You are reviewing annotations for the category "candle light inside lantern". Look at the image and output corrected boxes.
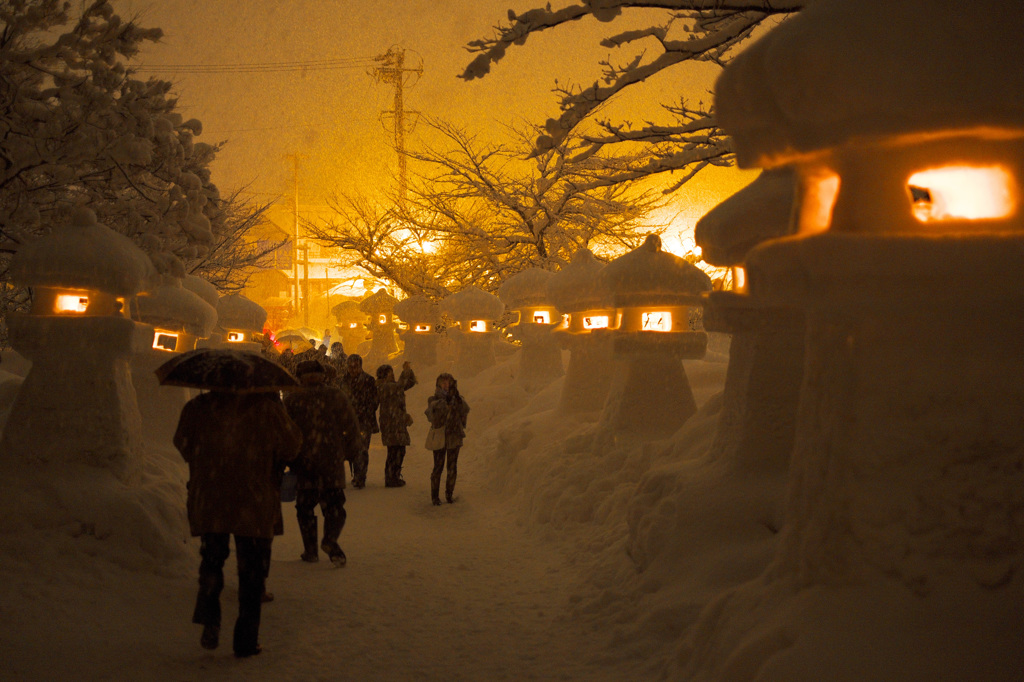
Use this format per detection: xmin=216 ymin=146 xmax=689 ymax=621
xmin=226 ymin=331 xmax=245 ymax=343
xmin=641 ymin=311 xmax=673 ymax=332
xmin=582 ymin=315 xmax=610 ymax=330
xmin=907 ymin=165 xmax=1015 ymax=222
xmin=55 ymin=294 xmax=89 ymax=314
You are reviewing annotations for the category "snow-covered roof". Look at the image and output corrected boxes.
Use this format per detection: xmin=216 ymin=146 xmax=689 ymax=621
xmin=715 ymin=0 xmax=1024 ymax=167
xmin=498 ymin=268 xmax=556 ymax=310
xmin=440 ymin=286 xmax=504 ymax=321
xmin=694 ymin=168 xmax=797 ymax=266
xmin=10 ymin=208 xmax=155 ymax=295
xmin=600 ymin=235 xmax=712 ymax=307
xmin=331 ymin=299 xmax=366 ymax=321
xmin=546 ymin=249 xmax=610 ymax=313
xmin=393 ymin=295 xmax=440 ymax=325
xmin=137 ymin=277 xmax=217 ymax=337
xmin=359 ymin=289 xmax=398 ymax=314
xmin=216 ymin=293 xmax=266 ymax=332
xmin=181 ymin=275 xmax=220 ymax=309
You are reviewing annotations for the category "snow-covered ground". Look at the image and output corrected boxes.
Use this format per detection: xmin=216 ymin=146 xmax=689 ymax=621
xmin=0 ymin=350 xmax=738 ymax=680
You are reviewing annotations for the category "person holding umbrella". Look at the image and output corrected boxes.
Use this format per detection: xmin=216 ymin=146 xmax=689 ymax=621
xmin=165 ymin=349 xmax=302 ymax=658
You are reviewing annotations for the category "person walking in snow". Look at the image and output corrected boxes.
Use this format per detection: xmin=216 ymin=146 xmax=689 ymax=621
xmin=339 ymin=353 xmax=379 ymax=488
xmin=174 ymin=390 xmax=301 ymax=658
xmin=283 ymin=360 xmax=361 ymax=566
xmin=424 ymin=372 xmax=470 ymax=505
xmin=376 ymin=361 xmax=417 ymax=487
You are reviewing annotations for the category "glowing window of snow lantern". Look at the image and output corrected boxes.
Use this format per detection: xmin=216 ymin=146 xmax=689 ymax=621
xmin=468 ymin=320 xmax=488 ymax=332
xmin=348 ymin=322 xmax=359 ymax=329
xmin=582 ymin=315 xmax=609 ymax=330
xmin=797 ymin=170 xmax=840 ymax=234
xmin=55 ymin=294 xmax=89 ymax=314
xmin=414 ymin=323 xmax=431 ymax=332
xmin=226 ymin=331 xmax=245 ymax=343
xmin=533 ymin=311 xmax=551 ymax=324
xmin=560 ymin=314 xmax=570 ymax=328
xmin=378 ymin=314 xmax=387 ymax=324
xmin=907 ymin=165 xmax=1015 ymax=222
xmin=153 ymin=331 xmax=179 ymax=352
xmin=641 ymin=311 xmax=672 ymax=332
xmin=732 ymin=266 xmax=748 ymax=294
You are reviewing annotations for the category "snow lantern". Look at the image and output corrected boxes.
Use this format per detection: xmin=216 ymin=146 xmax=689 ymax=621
xmin=439 ymin=286 xmax=504 ymax=377
xmin=694 ymin=168 xmax=804 ymax=473
xmin=0 ymin=208 xmax=156 ymax=484
xmin=209 ymin=293 xmax=267 ymax=351
xmin=690 ymin=0 xmax=1024 ymax=676
xmin=358 ymin=289 xmax=400 ymax=368
xmin=393 ymin=295 xmax=441 ymax=367
xmin=498 ymin=268 xmax=564 ymax=392
xmin=546 ymin=249 xmax=617 ymax=413
xmin=330 ymin=299 xmax=369 ymax=354
xmin=597 ymin=235 xmax=711 ymax=437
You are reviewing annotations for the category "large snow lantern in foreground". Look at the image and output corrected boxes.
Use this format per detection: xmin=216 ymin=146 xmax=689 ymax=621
xmin=440 ymin=286 xmax=504 ymax=377
xmin=208 ymin=293 xmax=267 ymax=352
xmin=0 ymin=208 xmax=155 ymax=483
xmin=330 ymin=299 xmax=369 ymax=354
xmin=547 ymin=249 xmax=616 ymax=413
xmin=133 ymin=275 xmax=218 ymax=443
xmin=597 ymin=235 xmax=711 ymax=437
xmin=358 ymin=289 xmax=400 ymax=368
xmin=694 ymin=168 xmax=804 ymax=473
xmin=498 ymin=268 xmax=564 ymax=392
xmin=688 ymin=0 xmax=1024 ymax=676
xmin=393 ymin=295 xmax=441 ymax=366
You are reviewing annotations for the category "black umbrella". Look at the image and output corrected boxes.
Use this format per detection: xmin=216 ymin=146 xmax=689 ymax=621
xmin=155 ymin=348 xmax=299 ymax=392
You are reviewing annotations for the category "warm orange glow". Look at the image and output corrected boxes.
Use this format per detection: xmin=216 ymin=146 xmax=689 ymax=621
xmin=153 ymin=331 xmax=179 ymax=352
xmin=414 ymin=323 xmax=431 ymax=332
xmin=468 ymin=320 xmax=488 ymax=332
xmin=532 ymin=311 xmax=551 ymax=324
xmin=226 ymin=331 xmax=245 ymax=343
xmin=348 ymin=322 xmax=359 ymax=329
xmin=55 ymin=294 xmax=89 ymax=314
xmin=907 ymin=165 xmax=1016 ymax=222
xmin=798 ymin=171 xmax=840 ymax=234
xmin=378 ymin=314 xmax=387 ymax=324
xmin=641 ymin=311 xmax=672 ymax=332
xmin=582 ymin=315 xmax=609 ymax=330
xmin=732 ymin=266 xmax=747 ymax=294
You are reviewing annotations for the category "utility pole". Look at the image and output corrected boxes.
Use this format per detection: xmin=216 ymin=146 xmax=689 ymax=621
xmin=369 ymin=47 xmax=422 ymax=209
xmin=283 ymin=152 xmax=307 ymax=321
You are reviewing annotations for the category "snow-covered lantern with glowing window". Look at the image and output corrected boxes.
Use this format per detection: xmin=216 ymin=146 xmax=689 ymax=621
xmin=498 ymin=268 xmax=564 ymax=392
xmin=547 ymin=249 xmax=617 ymax=413
xmin=132 ymin=275 xmax=218 ymax=442
xmin=597 ymin=235 xmax=711 ymax=438
xmin=394 ymin=295 xmax=441 ymax=367
xmin=359 ymin=288 xmax=400 ymax=368
xmin=694 ymin=168 xmax=803 ymax=472
xmin=0 ymin=208 xmax=156 ymax=484
xmin=209 ymin=293 xmax=266 ymax=352
xmin=440 ymin=285 xmax=504 ymax=377
xmin=331 ymin=299 xmax=369 ymax=354
xmin=688 ymin=0 xmax=1024 ymax=676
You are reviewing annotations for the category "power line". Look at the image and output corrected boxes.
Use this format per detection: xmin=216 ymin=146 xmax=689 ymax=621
xmin=135 ymin=56 xmax=378 ymax=74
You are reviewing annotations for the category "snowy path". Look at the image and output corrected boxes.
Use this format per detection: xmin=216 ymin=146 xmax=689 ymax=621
xmin=1 ymin=436 xmax=636 ymax=682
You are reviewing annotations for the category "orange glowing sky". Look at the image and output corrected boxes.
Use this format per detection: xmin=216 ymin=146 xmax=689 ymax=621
xmin=116 ymin=0 xmax=756 ymax=239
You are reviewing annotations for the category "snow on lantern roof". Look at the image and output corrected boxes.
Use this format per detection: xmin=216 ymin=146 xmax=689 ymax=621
xmin=393 ymin=295 xmax=440 ymax=325
xmin=498 ymin=268 xmax=556 ymax=310
xmin=715 ymin=0 xmax=1024 ymax=168
xmin=10 ymin=207 xmax=155 ymax=295
xmin=331 ymin=299 xmax=366 ymax=321
xmin=601 ymin=235 xmax=712 ymax=307
xmin=694 ymin=168 xmax=797 ymax=266
xmin=440 ymin=286 xmax=504 ymax=321
xmin=216 ymin=293 xmax=266 ymax=332
xmin=546 ymin=249 xmax=610 ymax=313
xmin=137 ymin=276 xmax=217 ymax=337
xmin=182 ymin=274 xmax=220 ymax=309
xmin=359 ymin=289 xmax=399 ymax=315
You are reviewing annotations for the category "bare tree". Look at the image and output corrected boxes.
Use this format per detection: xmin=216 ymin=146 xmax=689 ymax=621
xmin=461 ymin=1 xmax=804 ymax=191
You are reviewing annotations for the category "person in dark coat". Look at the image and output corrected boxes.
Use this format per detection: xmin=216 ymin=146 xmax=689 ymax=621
xmin=424 ymin=372 xmax=470 ymax=505
xmin=338 ymin=353 xmax=379 ymax=489
xmin=376 ymin=361 xmax=417 ymax=487
xmin=283 ymin=360 xmax=361 ymax=566
xmin=174 ymin=390 xmax=301 ymax=658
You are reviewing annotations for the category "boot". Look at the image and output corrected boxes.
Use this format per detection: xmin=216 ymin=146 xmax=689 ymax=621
xmin=298 ymin=515 xmax=319 ymax=562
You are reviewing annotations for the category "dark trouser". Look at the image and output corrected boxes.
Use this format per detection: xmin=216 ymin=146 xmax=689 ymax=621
xmin=430 ymin=446 xmax=460 ymax=501
xmin=192 ymin=533 xmax=272 ymax=656
xmin=350 ymin=430 xmax=371 ymax=486
xmin=385 ymin=445 xmax=406 ymax=484
xmin=295 ymin=487 xmax=347 ymax=555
